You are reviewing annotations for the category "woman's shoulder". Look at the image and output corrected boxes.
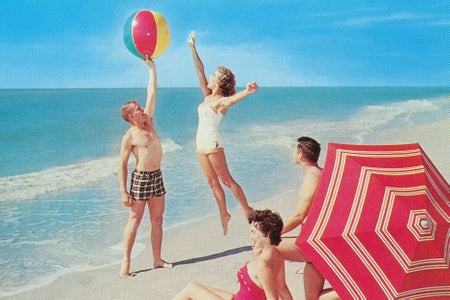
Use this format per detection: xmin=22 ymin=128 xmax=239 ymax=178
xmin=257 ymin=247 xmax=281 ymax=266
xmin=250 ymin=250 xmax=284 ymax=280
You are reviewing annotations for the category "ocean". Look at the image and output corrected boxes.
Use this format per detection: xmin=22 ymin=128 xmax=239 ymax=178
xmin=0 ymin=87 xmax=448 ymax=297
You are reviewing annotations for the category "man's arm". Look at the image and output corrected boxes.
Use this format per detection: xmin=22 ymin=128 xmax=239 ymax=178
xmin=144 ymin=59 xmax=157 ymax=117
xmin=282 ymin=172 xmax=320 ymax=234
xmin=118 ymin=132 xmax=134 ymax=207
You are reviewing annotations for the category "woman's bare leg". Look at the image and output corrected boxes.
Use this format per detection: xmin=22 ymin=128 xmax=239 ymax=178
xmin=197 ymin=152 xmax=231 ymax=235
xmin=172 ymin=282 xmax=234 ymax=300
xmin=207 ymin=149 xmax=254 ymax=218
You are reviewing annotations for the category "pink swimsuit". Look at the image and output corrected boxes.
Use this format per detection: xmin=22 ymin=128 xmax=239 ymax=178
xmin=233 ymin=265 xmax=266 ymax=300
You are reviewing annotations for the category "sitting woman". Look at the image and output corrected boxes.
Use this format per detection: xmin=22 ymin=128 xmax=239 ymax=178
xmin=172 ymin=209 xmax=293 ymax=300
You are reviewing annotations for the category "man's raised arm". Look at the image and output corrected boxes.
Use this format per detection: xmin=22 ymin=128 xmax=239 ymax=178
xmin=144 ymin=59 xmax=157 ymax=117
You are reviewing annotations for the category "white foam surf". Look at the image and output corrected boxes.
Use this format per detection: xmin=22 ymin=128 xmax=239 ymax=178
xmin=0 ymin=138 xmax=182 ymax=202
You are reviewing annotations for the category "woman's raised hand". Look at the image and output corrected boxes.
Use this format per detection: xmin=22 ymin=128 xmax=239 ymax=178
xmin=188 ymin=31 xmax=196 ymax=47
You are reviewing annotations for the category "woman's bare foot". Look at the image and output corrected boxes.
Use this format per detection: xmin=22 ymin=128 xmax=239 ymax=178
xmin=120 ymin=258 xmax=130 ymax=278
xmin=221 ymin=213 xmax=232 ymax=235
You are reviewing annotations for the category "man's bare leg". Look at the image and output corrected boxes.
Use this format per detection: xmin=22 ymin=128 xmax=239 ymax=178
xmin=304 ymin=262 xmax=325 ymax=300
xmin=148 ymin=195 xmax=172 ymax=268
xmin=277 ymin=237 xmax=309 ymax=262
xmin=120 ymin=201 xmax=146 ymax=277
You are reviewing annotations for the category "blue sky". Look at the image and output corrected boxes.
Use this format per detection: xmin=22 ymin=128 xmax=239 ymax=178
xmin=0 ymin=0 xmax=448 ymax=88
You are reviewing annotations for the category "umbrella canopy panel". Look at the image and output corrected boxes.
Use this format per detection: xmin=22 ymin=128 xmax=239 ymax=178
xmin=297 ymin=143 xmax=450 ymax=300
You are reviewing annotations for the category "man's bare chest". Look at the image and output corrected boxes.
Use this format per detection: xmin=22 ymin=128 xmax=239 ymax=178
xmin=133 ymin=129 xmax=160 ymax=148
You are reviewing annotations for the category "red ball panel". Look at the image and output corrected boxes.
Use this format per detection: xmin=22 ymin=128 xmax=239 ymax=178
xmin=132 ymin=10 xmax=158 ymax=59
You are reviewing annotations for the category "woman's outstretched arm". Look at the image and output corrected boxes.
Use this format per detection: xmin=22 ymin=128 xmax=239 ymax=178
xmin=188 ymin=31 xmax=210 ymax=96
xmin=217 ymin=81 xmax=258 ymax=115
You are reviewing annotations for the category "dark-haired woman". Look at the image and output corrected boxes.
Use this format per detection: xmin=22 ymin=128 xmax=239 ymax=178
xmin=173 ymin=209 xmax=293 ymax=300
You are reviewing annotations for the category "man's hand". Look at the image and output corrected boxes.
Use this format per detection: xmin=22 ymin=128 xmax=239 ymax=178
xmin=121 ymin=192 xmax=135 ymax=207
xmin=143 ymin=57 xmax=155 ymax=67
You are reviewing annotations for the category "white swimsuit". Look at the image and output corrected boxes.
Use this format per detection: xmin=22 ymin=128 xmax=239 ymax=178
xmin=196 ymin=104 xmax=224 ymax=152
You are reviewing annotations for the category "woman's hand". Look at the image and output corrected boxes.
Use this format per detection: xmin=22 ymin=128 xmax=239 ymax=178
xmin=188 ymin=31 xmax=196 ymax=47
xmin=246 ymin=82 xmax=259 ymax=95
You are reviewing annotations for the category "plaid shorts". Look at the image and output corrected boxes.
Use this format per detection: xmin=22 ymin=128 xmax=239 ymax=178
xmin=130 ymin=169 xmax=166 ymax=201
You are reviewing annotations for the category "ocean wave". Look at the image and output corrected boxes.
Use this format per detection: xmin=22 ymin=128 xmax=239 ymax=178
xmin=0 ymin=138 xmax=182 ymax=202
xmin=12 ymin=239 xmax=61 ymax=246
xmin=161 ymin=137 xmax=183 ymax=153
xmin=239 ymin=98 xmax=441 ymax=148
xmin=0 ymin=156 xmax=119 ymax=202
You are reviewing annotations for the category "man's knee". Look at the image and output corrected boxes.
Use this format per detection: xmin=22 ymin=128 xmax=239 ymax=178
xmin=150 ymin=214 xmax=164 ymax=226
xmin=128 ymin=213 xmax=143 ymax=225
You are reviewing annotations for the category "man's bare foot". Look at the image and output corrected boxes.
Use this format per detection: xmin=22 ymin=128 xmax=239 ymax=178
xmin=120 ymin=258 xmax=130 ymax=278
xmin=221 ymin=213 xmax=232 ymax=235
xmin=154 ymin=260 xmax=173 ymax=269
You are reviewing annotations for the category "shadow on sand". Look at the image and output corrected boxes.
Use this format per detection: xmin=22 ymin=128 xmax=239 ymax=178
xmin=131 ymin=245 xmax=252 ymax=276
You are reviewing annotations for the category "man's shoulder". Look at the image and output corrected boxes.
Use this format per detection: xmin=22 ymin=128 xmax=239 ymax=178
xmin=305 ymin=166 xmax=322 ymax=178
xmin=121 ymin=128 xmax=134 ymax=141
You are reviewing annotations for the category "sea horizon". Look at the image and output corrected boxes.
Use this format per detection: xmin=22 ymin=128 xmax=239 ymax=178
xmin=1 ymin=85 xmax=448 ymax=90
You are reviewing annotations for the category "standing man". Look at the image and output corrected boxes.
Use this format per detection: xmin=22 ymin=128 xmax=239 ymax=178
xmin=118 ymin=59 xmax=172 ymax=277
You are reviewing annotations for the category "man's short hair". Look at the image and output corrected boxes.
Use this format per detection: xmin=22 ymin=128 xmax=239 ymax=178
xmin=120 ymin=99 xmax=138 ymax=122
xmin=297 ymin=136 xmax=321 ymax=163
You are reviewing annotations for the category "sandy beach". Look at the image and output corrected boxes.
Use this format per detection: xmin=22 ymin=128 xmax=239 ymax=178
xmin=5 ymin=118 xmax=448 ymax=300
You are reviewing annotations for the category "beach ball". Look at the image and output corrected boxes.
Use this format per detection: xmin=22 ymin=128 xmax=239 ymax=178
xmin=123 ymin=10 xmax=170 ymax=59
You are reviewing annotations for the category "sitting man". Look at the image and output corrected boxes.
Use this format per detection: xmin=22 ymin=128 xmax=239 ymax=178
xmin=278 ymin=136 xmax=339 ymax=299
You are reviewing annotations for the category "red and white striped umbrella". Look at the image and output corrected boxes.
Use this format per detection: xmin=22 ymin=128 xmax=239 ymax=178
xmin=296 ymin=143 xmax=450 ymax=299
